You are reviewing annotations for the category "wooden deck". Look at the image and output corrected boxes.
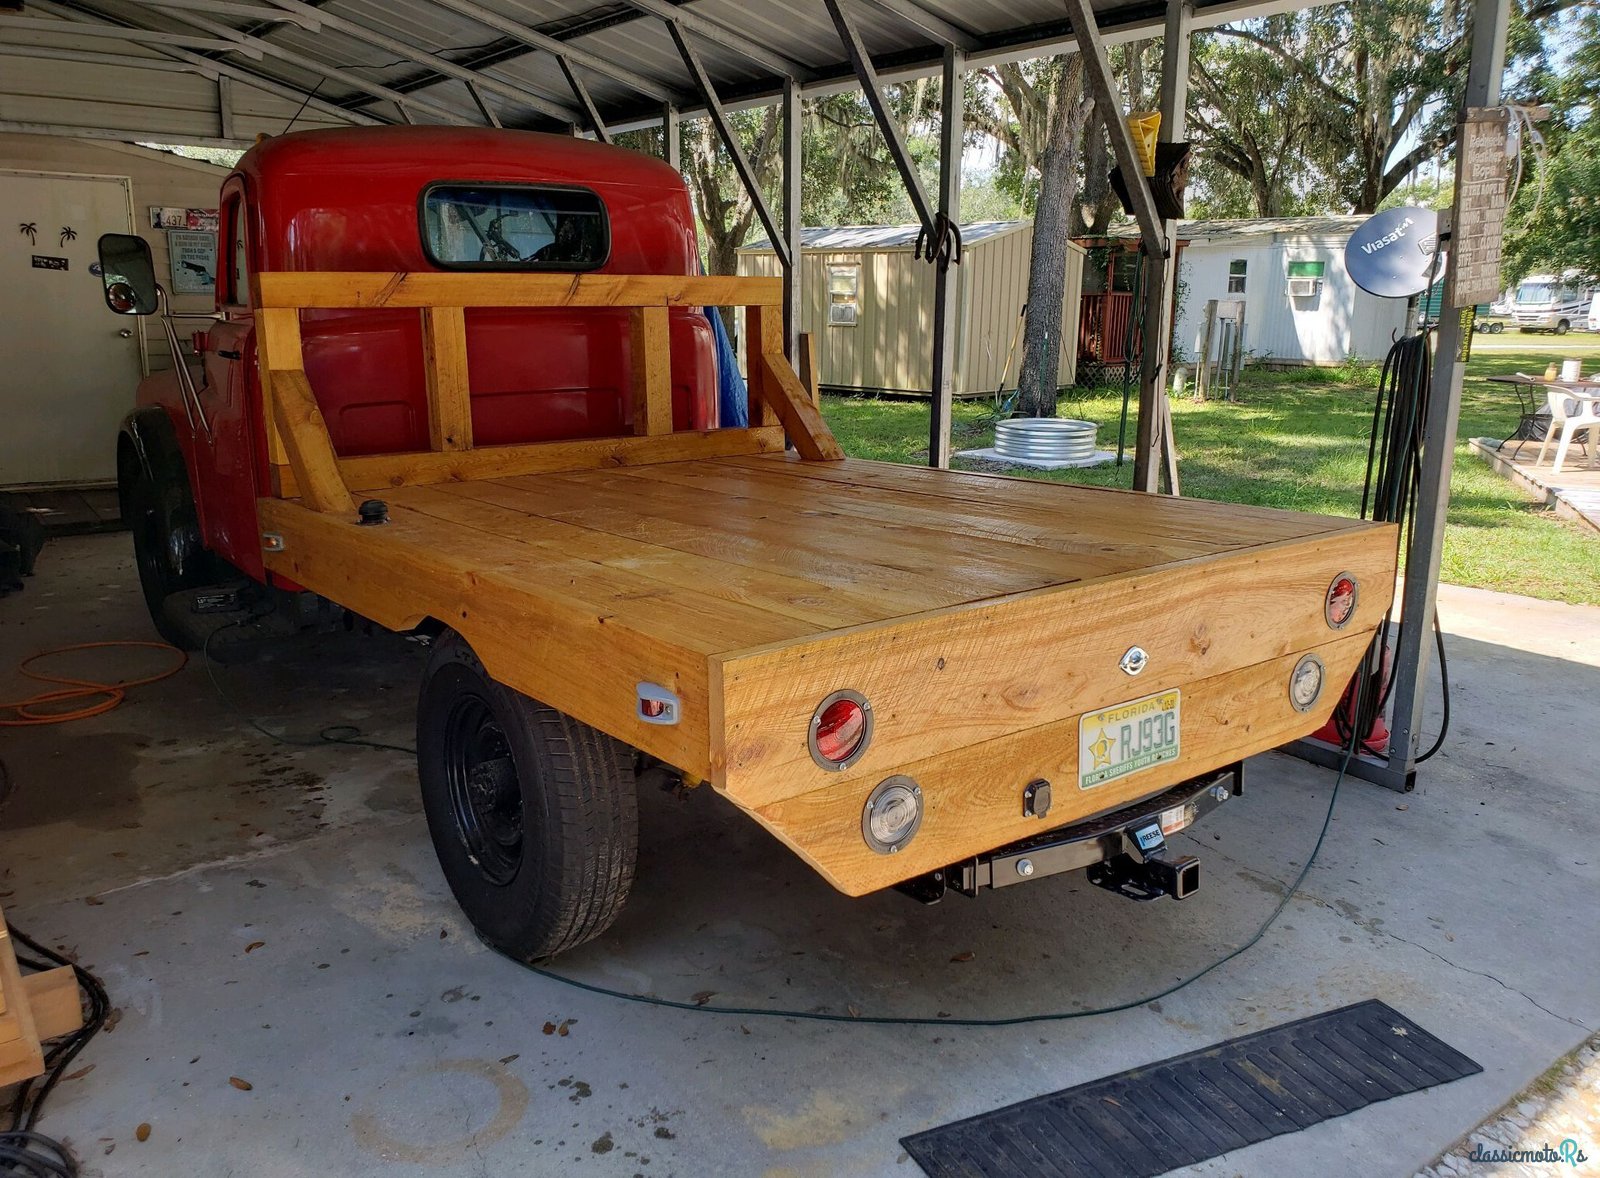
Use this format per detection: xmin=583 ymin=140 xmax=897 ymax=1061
xmin=258 ymin=453 xmax=1396 ymax=894
xmin=1471 ymin=436 xmax=1600 ymax=535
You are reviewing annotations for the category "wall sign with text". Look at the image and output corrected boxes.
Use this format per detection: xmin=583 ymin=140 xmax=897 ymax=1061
xmin=167 ymin=229 xmax=217 ymax=294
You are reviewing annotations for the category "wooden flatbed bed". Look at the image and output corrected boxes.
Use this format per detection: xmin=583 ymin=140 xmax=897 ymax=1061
xmin=258 ymin=398 xmax=1394 ymax=894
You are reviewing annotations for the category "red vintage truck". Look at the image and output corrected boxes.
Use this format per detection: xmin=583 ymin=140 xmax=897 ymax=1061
xmin=98 ymin=127 xmax=1395 ymax=960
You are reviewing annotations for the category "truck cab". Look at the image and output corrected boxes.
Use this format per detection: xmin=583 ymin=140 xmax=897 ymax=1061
xmin=118 ymin=127 xmax=719 ymax=603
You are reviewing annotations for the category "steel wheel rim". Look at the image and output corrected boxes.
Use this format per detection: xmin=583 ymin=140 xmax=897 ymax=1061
xmin=442 ymin=693 xmax=523 ymax=886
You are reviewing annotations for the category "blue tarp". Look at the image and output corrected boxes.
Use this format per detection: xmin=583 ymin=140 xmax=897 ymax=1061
xmin=709 ymin=306 xmax=748 ymax=428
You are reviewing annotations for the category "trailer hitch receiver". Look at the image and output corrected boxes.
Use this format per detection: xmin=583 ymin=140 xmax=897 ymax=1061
xmin=1087 ymin=822 xmax=1200 ymax=901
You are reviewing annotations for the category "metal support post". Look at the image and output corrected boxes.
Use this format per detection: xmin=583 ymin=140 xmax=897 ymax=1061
xmin=663 ymin=104 xmax=681 ymax=170
xmin=558 ymin=56 xmax=611 ymax=143
xmin=823 ymin=0 xmax=937 ymax=236
xmin=782 ymin=76 xmax=804 ymax=361
xmin=1381 ymin=0 xmax=1511 ymax=791
xmin=1134 ymin=0 xmax=1191 ymax=494
xmin=929 ymin=44 xmax=965 ymax=468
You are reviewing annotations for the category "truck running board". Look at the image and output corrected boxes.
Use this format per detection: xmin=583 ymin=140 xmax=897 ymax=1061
xmin=893 ymin=764 xmax=1241 ymax=905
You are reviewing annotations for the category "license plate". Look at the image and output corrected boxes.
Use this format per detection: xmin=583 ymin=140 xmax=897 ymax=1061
xmin=1079 ymin=689 xmax=1181 ymax=790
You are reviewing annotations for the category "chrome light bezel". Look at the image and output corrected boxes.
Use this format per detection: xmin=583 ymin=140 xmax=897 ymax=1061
xmin=807 ymin=689 xmax=874 ymax=772
xmin=861 ymin=774 xmax=924 ymax=855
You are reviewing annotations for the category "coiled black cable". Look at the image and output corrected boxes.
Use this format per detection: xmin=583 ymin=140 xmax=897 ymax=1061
xmin=1336 ymin=329 xmax=1450 ymax=762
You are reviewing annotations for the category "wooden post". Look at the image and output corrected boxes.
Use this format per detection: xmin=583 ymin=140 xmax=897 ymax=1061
xmin=257 ymin=307 xmax=355 ymax=515
xmin=744 ymin=305 xmax=779 ymax=428
xmin=1195 ymin=300 xmax=1216 ymax=402
xmin=798 ymin=332 xmax=821 ymax=410
xmin=755 ymin=308 xmax=844 ymax=462
xmin=630 ymin=305 xmax=673 ymax=435
xmin=422 ymin=305 xmax=472 ymax=451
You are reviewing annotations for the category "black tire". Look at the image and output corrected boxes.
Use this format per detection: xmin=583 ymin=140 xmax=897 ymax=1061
xmin=122 ymin=445 xmax=212 ymax=650
xmin=1555 ymin=319 xmax=1571 ymax=335
xmin=1490 ymin=322 xmax=1504 ymax=333
xmin=416 ymin=632 xmax=638 ymax=960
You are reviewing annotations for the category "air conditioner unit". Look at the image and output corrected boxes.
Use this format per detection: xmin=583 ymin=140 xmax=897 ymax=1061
xmin=1288 ymin=277 xmax=1321 ymax=298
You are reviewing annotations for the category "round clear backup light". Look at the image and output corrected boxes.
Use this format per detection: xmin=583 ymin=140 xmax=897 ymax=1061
xmin=808 ymin=689 xmax=873 ymax=771
xmin=1289 ymin=653 xmax=1327 ymax=713
xmin=1325 ymin=572 xmax=1359 ymax=629
xmin=861 ymin=775 xmax=923 ymax=855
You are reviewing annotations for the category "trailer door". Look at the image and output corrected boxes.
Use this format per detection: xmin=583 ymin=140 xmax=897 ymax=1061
xmin=0 ymin=170 xmax=143 ymax=487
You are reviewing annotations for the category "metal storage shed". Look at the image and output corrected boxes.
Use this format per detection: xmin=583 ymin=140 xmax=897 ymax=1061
xmin=738 ymin=221 xmax=1085 ymax=397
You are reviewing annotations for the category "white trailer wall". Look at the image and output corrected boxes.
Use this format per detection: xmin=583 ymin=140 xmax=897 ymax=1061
xmin=1172 ymin=219 xmax=1411 ymax=366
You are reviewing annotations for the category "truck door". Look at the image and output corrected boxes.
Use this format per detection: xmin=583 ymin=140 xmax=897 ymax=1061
xmin=188 ymin=184 xmax=262 ymax=574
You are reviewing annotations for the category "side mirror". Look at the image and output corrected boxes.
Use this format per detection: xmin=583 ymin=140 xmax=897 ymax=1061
xmin=97 ymin=233 xmax=159 ymax=316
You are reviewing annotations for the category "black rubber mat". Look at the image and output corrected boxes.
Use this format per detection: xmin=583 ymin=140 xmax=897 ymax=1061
xmin=901 ymin=999 xmax=1481 ymax=1178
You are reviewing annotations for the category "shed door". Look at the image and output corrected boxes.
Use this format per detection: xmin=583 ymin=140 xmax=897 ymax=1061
xmin=0 ymin=171 xmax=142 ymax=487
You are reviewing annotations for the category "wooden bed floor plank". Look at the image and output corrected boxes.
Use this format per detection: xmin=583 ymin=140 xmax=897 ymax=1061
xmin=392 ymin=484 xmax=903 ymax=630
xmin=616 ymin=459 xmax=1226 ymax=573
xmin=457 ymin=482 xmax=986 ymax=617
xmin=490 ymin=471 xmax=1070 ymax=604
xmin=508 ymin=468 xmax=1088 ymax=597
xmin=371 ymin=501 xmax=814 ymax=653
xmin=720 ymin=453 xmax=1366 ymax=545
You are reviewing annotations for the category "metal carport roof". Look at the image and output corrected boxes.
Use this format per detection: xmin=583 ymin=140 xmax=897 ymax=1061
xmin=0 ymin=0 xmax=1306 ymax=147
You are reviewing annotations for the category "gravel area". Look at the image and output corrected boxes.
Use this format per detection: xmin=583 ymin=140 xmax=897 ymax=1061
xmin=1419 ymin=1034 xmax=1600 ymax=1176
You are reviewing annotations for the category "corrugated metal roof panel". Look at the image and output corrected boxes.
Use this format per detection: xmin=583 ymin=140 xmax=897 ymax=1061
xmin=2 ymin=0 xmax=1338 ymax=142
xmin=1102 ymin=216 xmax=1371 ymax=241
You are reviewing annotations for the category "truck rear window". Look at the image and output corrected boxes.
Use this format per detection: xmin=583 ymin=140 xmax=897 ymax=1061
xmin=421 ymin=184 xmax=608 ymax=270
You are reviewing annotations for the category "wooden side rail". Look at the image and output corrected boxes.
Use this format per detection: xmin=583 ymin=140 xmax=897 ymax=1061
xmin=254 ymin=272 xmax=784 ymax=310
xmin=252 ymin=272 xmax=839 ymax=513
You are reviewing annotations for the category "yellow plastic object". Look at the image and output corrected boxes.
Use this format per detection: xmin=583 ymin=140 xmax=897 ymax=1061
xmin=1127 ymin=111 xmax=1161 ymax=176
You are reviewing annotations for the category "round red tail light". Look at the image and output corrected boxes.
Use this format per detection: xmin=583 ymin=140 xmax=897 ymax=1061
xmin=1325 ymin=572 xmax=1359 ymax=629
xmin=808 ymin=690 xmax=873 ymax=770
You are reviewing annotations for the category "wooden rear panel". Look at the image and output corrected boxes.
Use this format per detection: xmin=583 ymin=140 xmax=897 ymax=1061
xmin=711 ymin=524 xmax=1397 ymax=806
xmin=750 ymin=632 xmax=1376 ymax=895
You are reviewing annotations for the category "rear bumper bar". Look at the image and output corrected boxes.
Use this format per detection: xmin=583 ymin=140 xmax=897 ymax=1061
xmin=895 ymin=763 xmax=1243 ymax=903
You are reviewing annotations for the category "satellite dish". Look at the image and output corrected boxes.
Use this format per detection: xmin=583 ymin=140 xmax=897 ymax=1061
xmin=1345 ymin=207 xmax=1446 ymax=298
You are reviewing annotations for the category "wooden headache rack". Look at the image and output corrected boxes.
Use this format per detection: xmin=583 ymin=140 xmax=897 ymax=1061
xmin=250 ymin=272 xmax=843 ymax=513
xmin=0 ymin=906 xmax=83 ymax=1088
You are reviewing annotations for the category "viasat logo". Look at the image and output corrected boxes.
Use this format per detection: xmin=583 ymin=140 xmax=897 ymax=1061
xmin=1360 ymin=216 xmax=1415 ymax=254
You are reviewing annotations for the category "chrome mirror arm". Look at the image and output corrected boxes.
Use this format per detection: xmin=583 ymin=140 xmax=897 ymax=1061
xmin=155 ymin=284 xmax=210 ymax=436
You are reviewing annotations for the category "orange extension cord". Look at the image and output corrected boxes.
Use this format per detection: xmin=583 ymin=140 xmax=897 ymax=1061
xmin=0 ymin=641 xmax=187 ymax=726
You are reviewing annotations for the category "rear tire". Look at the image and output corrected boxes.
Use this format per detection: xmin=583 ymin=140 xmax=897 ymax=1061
xmin=416 ymin=631 xmax=638 ymax=960
xmin=124 ymin=451 xmax=212 ymax=650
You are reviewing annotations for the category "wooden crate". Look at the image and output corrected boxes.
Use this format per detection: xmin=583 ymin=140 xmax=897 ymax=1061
xmin=0 ymin=908 xmax=83 ymax=1089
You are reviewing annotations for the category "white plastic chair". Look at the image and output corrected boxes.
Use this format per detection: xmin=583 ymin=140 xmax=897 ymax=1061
xmin=1536 ymin=382 xmax=1600 ymax=474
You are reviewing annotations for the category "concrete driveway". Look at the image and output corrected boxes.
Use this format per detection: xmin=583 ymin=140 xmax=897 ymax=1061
xmin=2 ymin=534 xmax=1596 ymax=1177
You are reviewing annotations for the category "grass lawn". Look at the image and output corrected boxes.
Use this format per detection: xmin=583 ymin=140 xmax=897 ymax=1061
xmin=820 ymin=336 xmax=1600 ymax=605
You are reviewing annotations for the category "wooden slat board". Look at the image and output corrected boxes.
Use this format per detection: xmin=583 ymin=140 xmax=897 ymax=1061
xmin=711 ymin=524 xmax=1397 ymax=804
xmin=0 ymin=918 xmax=45 ymax=1088
xmin=273 ymin=427 xmax=788 ymax=498
xmin=257 ymin=452 xmax=1398 ymax=893
xmin=755 ymin=634 xmax=1377 ymax=895
xmin=255 ymin=272 xmax=783 ymax=310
